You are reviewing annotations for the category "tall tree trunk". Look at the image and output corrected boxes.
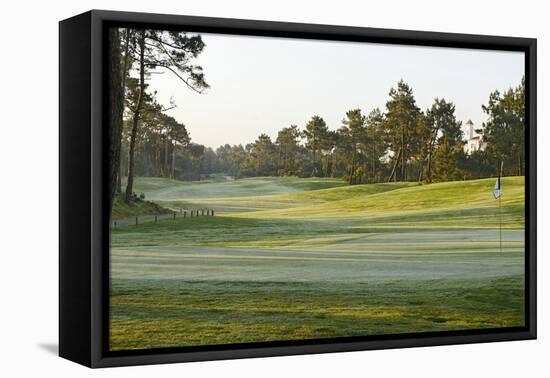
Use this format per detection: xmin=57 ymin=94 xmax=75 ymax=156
xmin=331 ymin=151 xmax=336 ymax=178
xmin=348 ymin=153 xmax=355 ymax=185
xmin=171 ymin=141 xmax=176 ymax=179
xmin=113 ymin=30 xmax=131 ymax=197
xmin=156 ymin=149 xmax=161 ymax=176
xmin=125 ymin=31 xmax=146 ymax=203
xmin=312 ymin=139 xmax=317 ymax=177
xmin=426 ymin=148 xmax=433 ymax=183
xmin=108 ymin=29 xmax=124 ymax=212
xmin=388 ymin=146 xmax=402 ymax=182
xmin=401 ymin=124 xmax=407 ymax=181
xmin=426 ymin=127 xmax=439 ymax=183
xmin=116 ymin=163 xmax=122 ymax=194
xmin=121 ymin=29 xmax=131 ymax=93
xmin=372 ymin=145 xmax=376 ymax=182
xmin=115 ymin=29 xmax=131 ymax=197
xmin=164 ymin=136 xmax=169 ymax=177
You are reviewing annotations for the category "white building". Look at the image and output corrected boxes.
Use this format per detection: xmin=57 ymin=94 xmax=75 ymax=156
xmin=463 ymin=119 xmax=486 ymax=155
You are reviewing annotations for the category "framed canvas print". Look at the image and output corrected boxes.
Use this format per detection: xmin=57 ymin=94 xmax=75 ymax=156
xmin=59 ymin=10 xmax=536 ymax=368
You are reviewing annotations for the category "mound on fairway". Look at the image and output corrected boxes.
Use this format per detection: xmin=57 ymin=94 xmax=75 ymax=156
xmin=111 ymin=195 xmax=171 ymax=220
xmin=111 ymin=177 xmax=524 ymax=249
xmin=231 ymin=177 xmax=524 ymax=228
xmin=129 ymin=176 xmax=348 ymax=201
xmin=157 ymin=180 xmax=419 ymax=214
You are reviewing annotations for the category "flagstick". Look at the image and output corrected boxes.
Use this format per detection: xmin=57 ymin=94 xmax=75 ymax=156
xmin=499 ymin=194 xmax=502 ymax=256
xmin=499 ymin=161 xmax=503 ymax=256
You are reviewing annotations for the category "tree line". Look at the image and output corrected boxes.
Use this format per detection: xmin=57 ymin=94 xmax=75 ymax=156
xmin=108 ymin=27 xmax=208 ymax=209
xmin=108 ymin=28 xmax=526 ymax=210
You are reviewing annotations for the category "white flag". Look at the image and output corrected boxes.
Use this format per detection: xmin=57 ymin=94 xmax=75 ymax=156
xmin=493 ymin=176 xmax=502 ymax=199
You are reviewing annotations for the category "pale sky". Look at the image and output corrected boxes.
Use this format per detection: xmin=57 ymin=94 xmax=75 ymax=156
xmin=148 ymin=33 xmax=524 ymax=149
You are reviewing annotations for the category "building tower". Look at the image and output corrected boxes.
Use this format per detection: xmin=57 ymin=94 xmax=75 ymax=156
xmin=462 ymin=119 xmax=486 ymax=155
xmin=463 ymin=119 xmax=475 ymax=140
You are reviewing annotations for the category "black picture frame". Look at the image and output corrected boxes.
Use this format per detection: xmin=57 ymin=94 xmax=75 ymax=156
xmin=59 ymin=9 xmax=537 ymax=368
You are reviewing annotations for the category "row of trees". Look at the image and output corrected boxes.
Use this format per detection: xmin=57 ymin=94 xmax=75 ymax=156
xmin=109 ymin=28 xmax=526 ymax=209
xmin=177 ymin=79 xmax=523 ymax=185
xmin=109 ymin=28 xmax=208 ymax=209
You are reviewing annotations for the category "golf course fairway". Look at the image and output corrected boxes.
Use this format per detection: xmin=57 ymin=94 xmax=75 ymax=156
xmin=109 ymin=176 xmax=525 ymax=350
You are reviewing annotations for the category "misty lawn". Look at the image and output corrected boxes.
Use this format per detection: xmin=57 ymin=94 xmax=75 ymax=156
xmin=110 ymin=176 xmax=525 ymax=350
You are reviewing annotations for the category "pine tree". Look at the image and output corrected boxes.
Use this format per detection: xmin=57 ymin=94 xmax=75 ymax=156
xmin=426 ymin=98 xmax=463 ymax=182
xmin=482 ymin=78 xmax=525 ymax=176
xmin=123 ymin=28 xmax=209 ymax=203
xmin=384 ymin=80 xmax=422 ymax=182
xmin=341 ymin=109 xmax=366 ymax=184
xmin=108 ymin=28 xmax=124 ymax=212
xmin=304 ymin=116 xmax=329 ymax=177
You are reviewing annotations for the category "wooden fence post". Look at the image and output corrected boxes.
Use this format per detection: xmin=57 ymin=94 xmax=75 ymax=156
xmin=135 ymin=216 xmax=138 ymax=225
xmin=212 ymin=210 xmax=215 ymax=216
xmin=184 ymin=211 xmax=187 ymax=218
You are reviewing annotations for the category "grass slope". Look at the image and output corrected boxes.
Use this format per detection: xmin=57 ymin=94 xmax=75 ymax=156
xmin=111 ymin=177 xmax=524 ymax=249
xmin=110 ymin=195 xmax=171 ymax=220
xmin=130 ymin=176 xmax=347 ymax=201
xmin=231 ymin=177 xmax=525 ymax=227
xmin=159 ymin=181 xmax=418 ymax=214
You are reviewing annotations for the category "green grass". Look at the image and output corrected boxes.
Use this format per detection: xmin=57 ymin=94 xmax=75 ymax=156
xmin=112 ymin=177 xmax=524 ymax=248
xmin=111 ymin=276 xmax=524 ymax=350
xmin=111 ymin=195 xmax=172 ymax=220
xmin=158 ymin=181 xmax=419 ymax=213
xmin=110 ymin=176 xmax=526 ymax=351
xmin=129 ymin=176 xmax=347 ymax=202
xmin=230 ymin=177 xmax=524 ymax=221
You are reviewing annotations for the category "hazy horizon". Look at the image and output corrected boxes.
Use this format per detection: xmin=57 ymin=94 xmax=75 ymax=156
xmin=147 ymin=32 xmax=524 ymax=149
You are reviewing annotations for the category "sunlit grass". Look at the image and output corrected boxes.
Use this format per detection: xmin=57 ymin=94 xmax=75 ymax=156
xmin=110 ymin=276 xmax=524 ymax=350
